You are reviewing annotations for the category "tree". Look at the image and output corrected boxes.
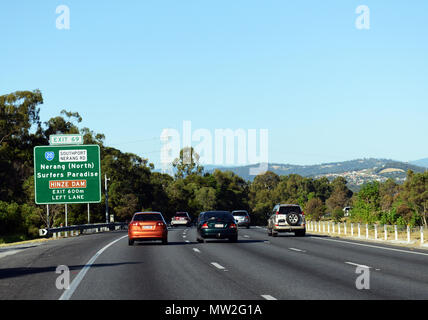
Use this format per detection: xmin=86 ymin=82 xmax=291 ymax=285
xmin=350 ymin=181 xmax=380 ymax=223
xmin=326 ymin=177 xmax=353 ymax=214
xmin=379 ymin=178 xmax=399 ymax=214
xmin=0 ymin=90 xmax=43 ymax=145
xmin=249 ymin=171 xmax=279 ymax=224
xmin=172 ymin=147 xmax=203 ymax=179
xmin=399 ymin=170 xmax=428 ymax=226
xmin=195 ymin=187 xmax=216 ymax=211
xmin=305 ymin=198 xmax=325 ymax=221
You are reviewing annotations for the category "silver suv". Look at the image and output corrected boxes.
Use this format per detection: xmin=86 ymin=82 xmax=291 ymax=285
xmin=267 ymin=204 xmax=306 ymax=237
xmin=232 ymin=210 xmax=251 ymax=229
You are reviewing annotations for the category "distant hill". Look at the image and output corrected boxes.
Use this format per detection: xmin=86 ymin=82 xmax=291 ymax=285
xmin=410 ymin=158 xmax=428 ymax=168
xmin=205 ymin=158 xmax=426 ymax=192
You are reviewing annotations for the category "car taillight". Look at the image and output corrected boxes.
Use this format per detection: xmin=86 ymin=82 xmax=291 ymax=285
xmin=157 ymin=222 xmax=164 ymax=226
xmin=175 ymin=217 xmax=179 ymax=220
xmin=276 ymin=211 xmax=279 ymax=215
xmin=230 ymin=223 xmax=237 ymax=229
xmin=130 ymin=222 xmax=139 ymax=227
xmin=201 ymin=223 xmax=208 ymax=229
xmin=301 ymin=211 xmax=305 ymax=216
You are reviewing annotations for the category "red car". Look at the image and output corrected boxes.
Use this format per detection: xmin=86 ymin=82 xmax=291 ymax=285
xmin=128 ymin=212 xmax=168 ymax=245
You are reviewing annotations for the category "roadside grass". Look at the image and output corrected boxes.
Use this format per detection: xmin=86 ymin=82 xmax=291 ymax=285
xmin=0 ymin=234 xmax=50 ymax=247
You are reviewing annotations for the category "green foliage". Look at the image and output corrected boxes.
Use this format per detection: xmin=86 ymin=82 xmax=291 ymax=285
xmin=172 ymin=147 xmax=203 ymax=179
xmin=1 ymin=89 xmax=427 ymax=243
xmin=305 ymin=198 xmax=325 ymax=221
xmin=331 ymin=208 xmax=344 ymax=223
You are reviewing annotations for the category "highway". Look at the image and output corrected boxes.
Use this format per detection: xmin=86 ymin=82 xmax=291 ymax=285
xmin=1 ymin=226 xmax=428 ymax=300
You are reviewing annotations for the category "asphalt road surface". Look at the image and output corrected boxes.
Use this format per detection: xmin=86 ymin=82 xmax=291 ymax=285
xmin=1 ymin=226 xmax=428 ymax=300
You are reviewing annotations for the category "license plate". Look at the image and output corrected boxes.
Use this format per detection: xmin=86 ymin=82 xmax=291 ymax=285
xmin=143 ymin=226 xmax=152 ymax=229
xmin=214 ymin=224 xmax=224 ymax=228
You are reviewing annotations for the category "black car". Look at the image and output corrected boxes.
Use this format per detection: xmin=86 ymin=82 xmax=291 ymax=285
xmin=196 ymin=211 xmax=238 ymax=243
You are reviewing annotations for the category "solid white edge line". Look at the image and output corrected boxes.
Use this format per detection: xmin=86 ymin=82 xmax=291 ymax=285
xmin=59 ymin=235 xmax=128 ymax=300
xmin=261 ymin=295 xmax=277 ymax=300
xmin=309 ymin=236 xmax=428 ymax=257
xmin=193 ymin=248 xmax=201 ymax=253
xmin=211 ymin=262 xmax=225 ymax=270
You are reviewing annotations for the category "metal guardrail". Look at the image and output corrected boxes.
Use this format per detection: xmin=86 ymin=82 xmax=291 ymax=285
xmin=39 ymin=222 xmax=128 ymax=237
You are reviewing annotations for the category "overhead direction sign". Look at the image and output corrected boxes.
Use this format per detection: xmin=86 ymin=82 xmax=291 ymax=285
xmin=49 ymin=134 xmax=83 ymax=145
xmin=34 ymin=145 xmax=101 ymax=204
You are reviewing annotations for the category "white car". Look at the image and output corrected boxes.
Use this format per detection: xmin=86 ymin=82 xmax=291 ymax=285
xmin=171 ymin=212 xmax=192 ymax=227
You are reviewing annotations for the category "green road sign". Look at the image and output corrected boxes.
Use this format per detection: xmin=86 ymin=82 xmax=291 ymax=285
xmin=34 ymin=145 xmax=101 ymax=204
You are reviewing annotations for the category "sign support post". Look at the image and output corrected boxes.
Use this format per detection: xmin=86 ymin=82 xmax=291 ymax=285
xmin=105 ymin=174 xmax=110 ymax=224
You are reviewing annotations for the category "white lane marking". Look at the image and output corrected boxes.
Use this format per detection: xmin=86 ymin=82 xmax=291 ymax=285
xmin=193 ymin=248 xmax=201 ymax=253
xmin=310 ymin=236 xmax=428 ymax=257
xmin=0 ymin=249 xmax=22 ymax=259
xmin=289 ymin=248 xmax=305 ymax=252
xmin=261 ymin=295 xmax=277 ymax=300
xmin=345 ymin=261 xmax=371 ymax=269
xmin=243 ymin=235 xmax=250 ymax=238
xmin=211 ymin=262 xmax=226 ymax=270
xmin=0 ymin=243 xmax=43 ymax=260
xmin=183 ymin=235 xmax=187 ymax=238
xmin=185 ymin=240 xmax=190 ymax=243
xmin=59 ymin=235 xmax=128 ymax=300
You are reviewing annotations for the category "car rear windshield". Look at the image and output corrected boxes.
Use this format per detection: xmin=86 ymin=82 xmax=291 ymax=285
xmin=204 ymin=212 xmax=233 ymax=221
xmin=233 ymin=211 xmax=248 ymax=216
xmin=175 ymin=213 xmax=188 ymax=217
xmin=279 ymin=206 xmax=302 ymax=215
xmin=133 ymin=214 xmax=163 ymax=221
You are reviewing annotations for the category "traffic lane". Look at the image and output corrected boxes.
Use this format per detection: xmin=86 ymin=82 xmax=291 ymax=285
xmin=243 ymin=227 xmax=428 ymax=286
xmin=239 ymin=227 xmax=428 ymax=299
xmin=0 ymin=230 xmax=128 ymax=300
xmin=70 ymin=226 xmax=262 ymax=300
xmin=189 ymin=229 xmax=383 ymax=299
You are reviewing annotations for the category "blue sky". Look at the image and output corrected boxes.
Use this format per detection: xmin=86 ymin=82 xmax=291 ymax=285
xmin=1 ymin=1 xmax=427 ymax=168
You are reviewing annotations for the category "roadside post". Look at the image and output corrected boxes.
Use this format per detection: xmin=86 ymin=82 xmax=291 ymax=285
xmin=47 ymin=204 xmax=50 ymax=228
xmin=105 ymin=174 xmax=110 ymax=224
xmin=65 ymin=204 xmax=68 ymax=237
